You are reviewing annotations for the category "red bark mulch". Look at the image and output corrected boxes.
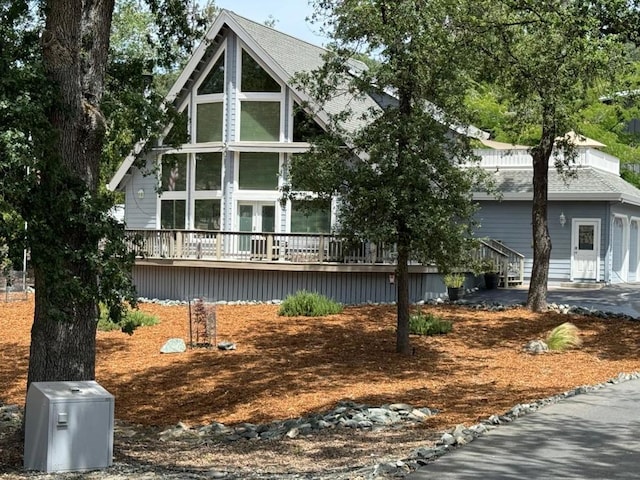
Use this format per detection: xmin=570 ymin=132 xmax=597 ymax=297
xmin=2 ymin=298 xmax=640 ymax=431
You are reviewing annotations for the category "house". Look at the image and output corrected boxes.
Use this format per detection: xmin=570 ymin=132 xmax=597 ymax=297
xmin=109 ymin=10 xmax=640 ymax=303
xmin=474 ymin=135 xmax=640 ymax=285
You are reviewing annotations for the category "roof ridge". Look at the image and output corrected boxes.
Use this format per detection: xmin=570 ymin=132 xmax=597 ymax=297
xmin=223 ymin=9 xmax=328 ymax=51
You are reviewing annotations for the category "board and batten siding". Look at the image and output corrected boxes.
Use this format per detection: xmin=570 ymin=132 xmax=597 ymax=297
xmin=475 ymin=200 xmax=609 ymax=283
xmin=132 ymin=265 xmax=452 ymax=304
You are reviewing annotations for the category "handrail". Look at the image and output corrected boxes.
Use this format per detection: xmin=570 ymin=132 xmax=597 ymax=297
xmin=124 ymin=229 xmax=398 ymax=265
xmin=124 ymin=230 xmax=525 ymax=286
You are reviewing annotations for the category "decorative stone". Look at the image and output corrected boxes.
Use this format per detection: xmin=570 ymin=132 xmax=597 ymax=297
xmin=160 ymin=338 xmax=186 ymax=354
xmin=217 ymin=341 xmax=236 ymax=350
xmin=524 ymin=339 xmax=549 ymax=354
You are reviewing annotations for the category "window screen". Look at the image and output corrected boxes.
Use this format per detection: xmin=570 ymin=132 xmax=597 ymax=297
xmin=194 ymin=199 xmax=221 ymax=230
xmin=161 ymin=154 xmax=187 ymax=191
xmin=240 ymin=102 xmax=280 ymax=141
xmin=291 ymin=200 xmax=331 ymax=233
xmin=196 ymin=102 xmax=223 ymax=143
xmin=160 ymin=200 xmax=186 ymax=229
xmin=195 ymin=152 xmax=222 ymax=190
xmin=238 ymin=152 xmax=279 ymax=190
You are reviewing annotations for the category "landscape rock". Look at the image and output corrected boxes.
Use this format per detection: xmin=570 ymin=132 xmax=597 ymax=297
xmin=524 ymin=339 xmax=549 ymax=354
xmin=160 ymin=338 xmax=186 ymax=354
xmin=217 ymin=341 xmax=236 ymax=350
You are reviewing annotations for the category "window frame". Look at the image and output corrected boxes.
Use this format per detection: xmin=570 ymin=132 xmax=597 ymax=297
xmin=236 ymin=44 xmax=285 ymax=142
xmin=192 ymin=43 xmax=227 ymax=145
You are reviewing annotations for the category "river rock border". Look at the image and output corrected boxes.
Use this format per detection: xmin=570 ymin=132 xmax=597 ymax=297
xmin=158 ymin=401 xmax=437 ymax=443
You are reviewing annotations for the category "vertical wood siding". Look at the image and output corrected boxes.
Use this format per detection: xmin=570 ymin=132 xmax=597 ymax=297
xmin=132 ymin=265 xmax=448 ymax=304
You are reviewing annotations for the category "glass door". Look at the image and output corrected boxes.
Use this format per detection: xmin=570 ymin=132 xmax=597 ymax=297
xmin=237 ymin=202 xmax=276 ymax=254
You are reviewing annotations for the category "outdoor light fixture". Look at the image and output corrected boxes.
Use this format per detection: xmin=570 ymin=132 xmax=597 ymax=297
xmin=137 ymin=188 xmax=145 ymax=199
xmin=559 ymin=212 xmax=566 ymax=227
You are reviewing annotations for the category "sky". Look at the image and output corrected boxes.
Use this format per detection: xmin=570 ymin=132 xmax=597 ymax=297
xmin=212 ymin=0 xmax=328 ymax=47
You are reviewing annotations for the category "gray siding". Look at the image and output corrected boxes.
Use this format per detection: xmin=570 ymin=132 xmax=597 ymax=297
xmin=124 ymin=160 xmax=158 ymax=229
xmin=132 ymin=265 xmax=454 ymax=304
xmin=475 ymin=200 xmax=609 ymax=282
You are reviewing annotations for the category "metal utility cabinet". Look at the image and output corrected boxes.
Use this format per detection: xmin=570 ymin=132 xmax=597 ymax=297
xmin=24 ymin=381 xmax=114 ymax=473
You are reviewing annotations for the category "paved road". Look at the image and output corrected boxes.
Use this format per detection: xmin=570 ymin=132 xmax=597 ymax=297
xmin=463 ymin=283 xmax=640 ymax=319
xmin=407 ymin=284 xmax=640 ymax=479
xmin=406 ymin=378 xmax=640 ymax=479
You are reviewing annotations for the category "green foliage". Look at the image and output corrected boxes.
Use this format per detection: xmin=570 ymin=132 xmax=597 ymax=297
xmin=443 ymin=273 xmax=465 ymax=288
xmin=98 ymin=304 xmax=159 ymax=335
xmin=409 ymin=310 xmax=453 ymax=336
xmin=278 ymin=290 xmax=343 ymax=317
xmin=546 ymin=322 xmax=582 ymax=351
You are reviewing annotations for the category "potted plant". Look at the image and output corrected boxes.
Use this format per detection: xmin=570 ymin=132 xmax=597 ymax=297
xmin=443 ymin=273 xmax=465 ymax=301
xmin=481 ymin=259 xmax=499 ymax=290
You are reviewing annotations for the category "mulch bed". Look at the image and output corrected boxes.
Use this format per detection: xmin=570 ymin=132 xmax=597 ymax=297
xmin=2 ymin=298 xmax=640 ymax=432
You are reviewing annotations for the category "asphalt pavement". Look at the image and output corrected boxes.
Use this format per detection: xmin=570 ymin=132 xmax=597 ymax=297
xmin=463 ymin=283 xmax=640 ymax=319
xmin=406 ymin=378 xmax=640 ymax=479
xmin=407 ymin=283 xmax=640 ymax=480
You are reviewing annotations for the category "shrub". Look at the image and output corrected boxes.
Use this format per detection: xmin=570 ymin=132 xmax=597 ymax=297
xmin=278 ymin=290 xmax=343 ymax=317
xmin=409 ymin=310 xmax=453 ymax=336
xmin=443 ymin=273 xmax=465 ymax=288
xmin=546 ymin=322 xmax=582 ymax=351
xmin=98 ymin=304 xmax=159 ymax=335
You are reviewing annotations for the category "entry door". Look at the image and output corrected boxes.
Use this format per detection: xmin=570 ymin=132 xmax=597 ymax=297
xmin=237 ymin=202 xmax=276 ymax=252
xmin=571 ymin=219 xmax=600 ymax=281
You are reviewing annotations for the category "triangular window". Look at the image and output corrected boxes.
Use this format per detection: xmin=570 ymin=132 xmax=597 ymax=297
xmin=293 ymin=104 xmax=325 ymax=142
xmin=198 ymin=55 xmax=225 ymax=95
xmin=241 ymin=49 xmax=281 ymax=93
xmin=163 ymin=108 xmax=189 ymax=146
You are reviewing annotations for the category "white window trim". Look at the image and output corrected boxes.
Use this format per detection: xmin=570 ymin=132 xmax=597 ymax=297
xmin=235 ymin=43 xmax=285 ymax=142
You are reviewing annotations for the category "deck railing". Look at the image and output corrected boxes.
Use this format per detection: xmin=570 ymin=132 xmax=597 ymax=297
xmin=125 ymin=230 xmax=398 ymax=264
xmin=124 ymin=230 xmax=525 ymax=284
xmin=476 ymin=239 xmax=525 ymax=286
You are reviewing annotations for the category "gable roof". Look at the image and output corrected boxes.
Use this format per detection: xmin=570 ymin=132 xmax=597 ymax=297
xmin=108 ymin=9 xmax=487 ymax=191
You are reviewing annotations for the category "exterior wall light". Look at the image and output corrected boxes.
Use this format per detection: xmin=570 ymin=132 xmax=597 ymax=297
xmin=559 ymin=212 xmax=566 ymax=227
xmin=137 ymin=188 xmax=145 ymax=199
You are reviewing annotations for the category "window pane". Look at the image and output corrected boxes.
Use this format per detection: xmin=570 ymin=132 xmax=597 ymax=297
xmin=261 ymin=205 xmax=275 ymax=232
xmin=196 ymin=102 xmax=223 ymax=143
xmin=579 ymin=225 xmax=595 ymax=250
xmin=197 ymin=55 xmax=225 ymax=95
xmin=161 ymin=154 xmax=187 ymax=191
xmin=194 ymin=199 xmax=221 ymax=230
xmin=195 ymin=152 xmax=222 ymax=190
xmin=241 ymin=50 xmax=281 ymax=92
xmin=160 ymin=200 xmax=185 ymax=229
xmin=293 ymin=104 xmax=325 ymax=142
xmin=238 ymin=152 xmax=279 ymax=190
xmin=240 ymin=102 xmax=280 ymax=141
xmin=291 ymin=200 xmax=331 ymax=233
xmin=164 ymin=108 xmax=189 ymax=146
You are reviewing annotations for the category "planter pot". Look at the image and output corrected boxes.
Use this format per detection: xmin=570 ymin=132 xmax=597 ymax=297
xmin=447 ymin=286 xmax=463 ymax=301
xmin=484 ymin=272 xmax=499 ymax=290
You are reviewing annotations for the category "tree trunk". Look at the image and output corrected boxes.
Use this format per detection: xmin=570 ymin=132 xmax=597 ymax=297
xmin=395 ymin=241 xmax=411 ymax=355
xmin=526 ymin=116 xmax=555 ymax=312
xmin=27 ymin=0 xmax=115 ymax=386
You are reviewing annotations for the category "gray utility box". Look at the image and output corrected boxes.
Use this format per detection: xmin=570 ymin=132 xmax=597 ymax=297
xmin=24 ymin=381 xmax=114 ymax=473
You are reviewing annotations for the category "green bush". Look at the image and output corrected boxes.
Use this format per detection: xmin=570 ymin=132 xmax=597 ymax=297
xmin=546 ymin=322 xmax=582 ymax=351
xmin=409 ymin=310 xmax=453 ymax=336
xmin=98 ymin=304 xmax=159 ymax=335
xmin=278 ymin=290 xmax=343 ymax=317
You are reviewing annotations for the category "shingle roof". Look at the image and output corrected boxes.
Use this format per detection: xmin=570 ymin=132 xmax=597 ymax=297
xmin=474 ymin=166 xmax=640 ymax=205
xmin=226 ymin=10 xmax=383 ymax=134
